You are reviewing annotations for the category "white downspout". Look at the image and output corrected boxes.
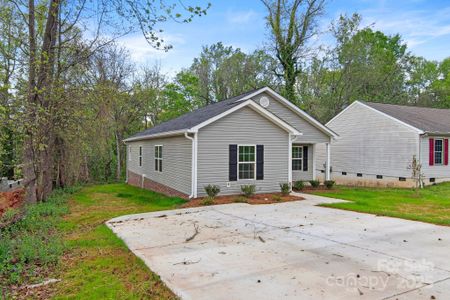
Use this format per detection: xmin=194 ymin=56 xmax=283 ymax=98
xmin=185 ymin=132 xmax=198 ymax=198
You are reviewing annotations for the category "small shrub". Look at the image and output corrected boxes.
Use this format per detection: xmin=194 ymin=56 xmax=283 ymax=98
xmin=309 ymin=180 xmax=320 ymax=188
xmin=324 ymin=180 xmax=335 ymax=189
xmin=204 ymin=184 xmax=220 ymax=199
xmin=241 ymin=185 xmax=256 ymax=197
xmin=234 ymin=196 xmax=248 ymax=203
xmin=279 ymin=183 xmax=290 ymax=195
xmin=201 ymin=197 xmax=214 ymax=206
xmin=293 ymin=181 xmax=304 ymax=191
xmin=272 ymin=195 xmax=282 ymax=202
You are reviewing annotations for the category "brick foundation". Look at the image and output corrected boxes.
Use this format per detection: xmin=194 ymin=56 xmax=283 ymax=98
xmin=127 ymin=170 xmax=189 ymax=199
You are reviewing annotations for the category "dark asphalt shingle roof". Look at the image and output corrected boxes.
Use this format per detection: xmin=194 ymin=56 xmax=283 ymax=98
xmin=362 ymin=101 xmax=450 ymax=134
xmin=127 ymin=88 xmax=262 ymax=140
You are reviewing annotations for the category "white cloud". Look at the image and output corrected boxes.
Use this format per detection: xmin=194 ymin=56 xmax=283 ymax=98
xmin=117 ymin=33 xmax=185 ymax=63
xmin=360 ymin=7 xmax=450 ymax=51
xmin=226 ymin=9 xmax=258 ymax=24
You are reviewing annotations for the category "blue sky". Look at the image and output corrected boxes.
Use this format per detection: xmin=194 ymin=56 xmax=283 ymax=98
xmin=118 ymin=0 xmax=450 ymax=75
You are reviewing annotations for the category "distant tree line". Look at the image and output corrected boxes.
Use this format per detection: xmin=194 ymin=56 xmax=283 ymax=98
xmin=0 ymin=0 xmax=449 ymax=202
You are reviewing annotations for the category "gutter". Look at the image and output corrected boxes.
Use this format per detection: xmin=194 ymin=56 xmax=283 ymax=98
xmin=184 ymin=131 xmax=198 ymax=199
xmin=421 ymin=132 xmax=450 ymax=137
xmin=123 ymin=129 xmax=188 ymax=143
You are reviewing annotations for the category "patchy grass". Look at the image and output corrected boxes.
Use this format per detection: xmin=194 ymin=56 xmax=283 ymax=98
xmin=0 ymin=187 xmax=78 ymax=296
xmin=51 ymin=183 xmax=186 ymax=299
xmin=309 ymin=183 xmax=450 ymax=226
xmin=2 ymin=183 xmax=185 ymax=299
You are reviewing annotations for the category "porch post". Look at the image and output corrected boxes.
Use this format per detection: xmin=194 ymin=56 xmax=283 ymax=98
xmin=288 ymin=133 xmax=292 ymax=186
xmin=325 ymin=142 xmax=331 ymax=181
xmin=312 ymin=144 xmax=316 ymax=180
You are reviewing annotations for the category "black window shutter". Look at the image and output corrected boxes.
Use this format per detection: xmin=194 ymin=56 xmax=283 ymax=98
xmin=303 ymin=146 xmax=308 ymax=171
xmin=229 ymin=145 xmax=237 ymax=181
xmin=256 ymin=145 xmax=264 ymax=180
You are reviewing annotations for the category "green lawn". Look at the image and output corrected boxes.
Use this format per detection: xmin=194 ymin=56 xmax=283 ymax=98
xmin=52 ymin=183 xmax=186 ymax=299
xmin=309 ymin=183 xmax=450 ymax=226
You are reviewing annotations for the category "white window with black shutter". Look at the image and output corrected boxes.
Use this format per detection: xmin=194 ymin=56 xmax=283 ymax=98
xmin=138 ymin=146 xmax=142 ymax=167
xmin=229 ymin=144 xmax=264 ymax=181
xmin=292 ymin=145 xmax=308 ymax=171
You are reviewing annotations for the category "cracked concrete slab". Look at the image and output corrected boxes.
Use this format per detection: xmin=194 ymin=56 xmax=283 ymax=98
xmin=107 ymin=194 xmax=450 ymax=300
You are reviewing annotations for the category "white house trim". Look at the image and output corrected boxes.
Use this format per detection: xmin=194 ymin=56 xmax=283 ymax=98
xmin=327 ymin=101 xmax=425 ymax=135
xmin=237 ymin=144 xmax=257 ymax=180
xmin=288 ymin=134 xmax=293 ymax=186
xmin=325 ymin=142 xmax=331 ymax=181
xmin=237 ymin=87 xmax=338 ymax=138
xmin=312 ymin=144 xmax=317 ymax=180
xmin=190 ymin=99 xmax=302 ymax=136
xmin=123 ymin=129 xmax=187 ymax=142
xmin=325 ymin=101 xmax=360 ymax=127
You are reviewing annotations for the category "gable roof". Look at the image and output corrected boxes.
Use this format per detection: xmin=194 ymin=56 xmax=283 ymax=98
xmin=125 ymin=88 xmax=257 ymax=141
xmin=361 ymin=101 xmax=450 ymax=134
xmin=124 ymin=87 xmax=334 ymax=142
xmin=236 ymin=86 xmax=338 ymax=138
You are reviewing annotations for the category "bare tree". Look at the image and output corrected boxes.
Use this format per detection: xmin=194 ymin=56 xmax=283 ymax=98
xmin=261 ymin=0 xmax=325 ymax=103
xmin=408 ymin=155 xmax=424 ymax=191
xmin=13 ymin=0 xmax=210 ymax=202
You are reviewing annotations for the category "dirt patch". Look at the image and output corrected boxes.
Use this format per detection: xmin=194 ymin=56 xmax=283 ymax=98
xmin=0 ymin=189 xmax=24 ymax=216
xmin=396 ymin=203 xmax=450 ymax=220
xmin=298 ymin=187 xmax=340 ymax=193
xmin=181 ymin=193 xmax=304 ymax=208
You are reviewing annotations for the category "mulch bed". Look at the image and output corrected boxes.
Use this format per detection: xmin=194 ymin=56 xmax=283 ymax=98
xmin=181 ymin=193 xmax=304 ymax=208
xmin=0 ymin=188 xmax=25 ymax=217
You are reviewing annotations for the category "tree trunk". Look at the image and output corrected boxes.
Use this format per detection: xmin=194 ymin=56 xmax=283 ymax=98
xmin=23 ymin=0 xmax=61 ymax=202
xmin=23 ymin=0 xmax=38 ymax=204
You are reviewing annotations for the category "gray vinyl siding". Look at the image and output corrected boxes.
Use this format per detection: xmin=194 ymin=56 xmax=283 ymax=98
xmin=420 ymin=136 xmax=450 ymax=180
xmin=318 ymin=102 xmax=419 ymax=178
xmin=292 ymin=144 xmax=314 ymax=181
xmin=251 ymin=92 xmax=330 ymax=143
xmin=197 ymin=106 xmax=289 ymax=196
xmin=127 ymin=135 xmax=192 ymax=194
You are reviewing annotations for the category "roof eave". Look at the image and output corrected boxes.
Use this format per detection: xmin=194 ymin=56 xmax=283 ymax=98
xmin=123 ymin=129 xmax=188 ymax=143
xmin=354 ymin=101 xmax=425 ymax=134
xmin=421 ymin=132 xmax=450 ymax=137
xmin=190 ymin=99 xmax=302 ymax=135
xmin=237 ymin=86 xmax=338 ymax=138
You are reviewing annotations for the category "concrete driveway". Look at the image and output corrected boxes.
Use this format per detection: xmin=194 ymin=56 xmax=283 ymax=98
xmin=107 ymin=194 xmax=450 ymax=300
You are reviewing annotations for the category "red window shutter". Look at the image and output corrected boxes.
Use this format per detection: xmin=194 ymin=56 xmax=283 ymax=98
xmin=429 ymin=138 xmax=434 ymax=166
xmin=445 ymin=139 xmax=449 ymax=165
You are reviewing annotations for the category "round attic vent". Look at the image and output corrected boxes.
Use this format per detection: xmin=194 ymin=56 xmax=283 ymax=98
xmin=259 ymin=96 xmax=270 ymax=108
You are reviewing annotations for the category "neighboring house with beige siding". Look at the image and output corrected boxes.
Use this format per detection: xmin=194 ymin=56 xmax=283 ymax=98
xmin=317 ymin=101 xmax=450 ymax=187
xmin=124 ymin=87 xmax=336 ymax=198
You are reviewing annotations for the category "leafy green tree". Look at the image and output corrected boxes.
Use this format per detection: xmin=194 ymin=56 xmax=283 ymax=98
xmin=160 ymin=71 xmax=201 ymax=122
xmin=299 ymin=13 xmax=412 ymax=122
xmin=190 ymin=42 xmax=279 ymax=105
xmin=0 ymin=1 xmax=23 ymax=178
xmin=406 ymin=56 xmax=439 ymax=106
xmin=431 ymin=58 xmax=450 ymax=108
xmin=15 ymin=0 xmax=209 ymax=202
